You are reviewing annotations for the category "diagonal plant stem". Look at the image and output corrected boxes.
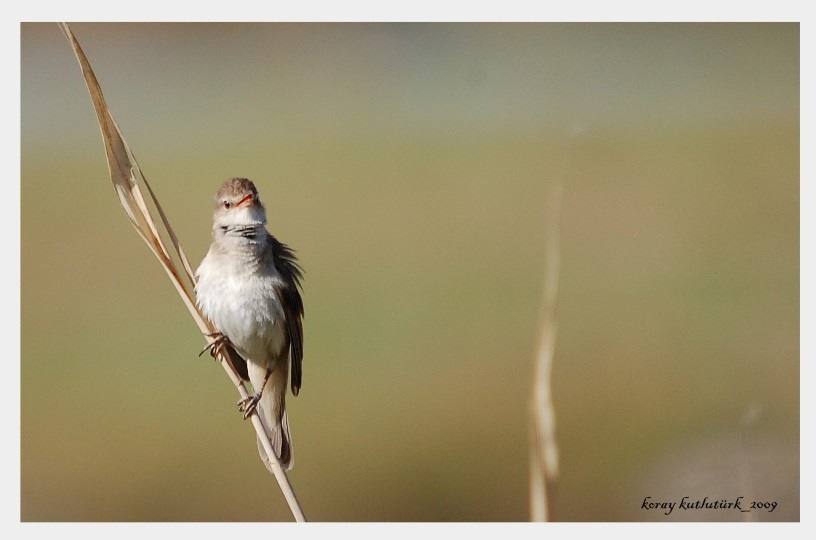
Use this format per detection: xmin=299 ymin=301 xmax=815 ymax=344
xmin=58 ymin=22 xmax=306 ymax=522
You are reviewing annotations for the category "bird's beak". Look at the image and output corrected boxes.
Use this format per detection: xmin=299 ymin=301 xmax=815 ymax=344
xmin=235 ymin=193 xmax=254 ymax=208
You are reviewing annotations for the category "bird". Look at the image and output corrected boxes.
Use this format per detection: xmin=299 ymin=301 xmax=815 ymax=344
xmin=195 ymin=177 xmax=303 ymax=471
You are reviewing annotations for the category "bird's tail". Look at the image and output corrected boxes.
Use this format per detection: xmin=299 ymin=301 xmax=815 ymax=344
xmin=251 ymin=362 xmax=293 ymax=471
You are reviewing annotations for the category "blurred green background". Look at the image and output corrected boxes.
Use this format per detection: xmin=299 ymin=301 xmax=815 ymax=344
xmin=20 ymin=23 xmax=798 ymax=521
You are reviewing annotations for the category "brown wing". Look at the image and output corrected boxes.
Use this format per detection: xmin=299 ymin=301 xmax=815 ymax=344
xmin=269 ymin=234 xmax=304 ymax=396
xmin=223 ymin=342 xmax=249 ymax=381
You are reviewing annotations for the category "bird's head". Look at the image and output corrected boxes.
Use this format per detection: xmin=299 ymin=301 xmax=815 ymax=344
xmin=212 ymin=177 xmax=267 ymax=230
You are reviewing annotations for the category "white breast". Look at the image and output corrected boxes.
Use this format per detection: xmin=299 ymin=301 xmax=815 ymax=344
xmin=195 ymin=248 xmax=287 ymax=366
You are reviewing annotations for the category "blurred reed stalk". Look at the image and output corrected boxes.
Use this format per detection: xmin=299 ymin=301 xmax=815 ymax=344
xmin=58 ymin=23 xmax=306 ymax=522
xmin=530 ymin=127 xmax=583 ymax=520
xmin=529 ymin=177 xmax=562 ymax=521
xmin=530 ymin=124 xmax=586 ymax=521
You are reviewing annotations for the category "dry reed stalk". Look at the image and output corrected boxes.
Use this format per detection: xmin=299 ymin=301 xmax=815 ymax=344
xmin=58 ymin=22 xmax=306 ymax=522
xmin=529 ymin=179 xmax=562 ymax=522
xmin=529 ymin=127 xmax=584 ymax=520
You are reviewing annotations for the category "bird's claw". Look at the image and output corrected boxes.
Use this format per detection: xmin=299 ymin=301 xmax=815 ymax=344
xmin=199 ymin=332 xmax=230 ymax=358
xmin=237 ymin=392 xmax=262 ymax=419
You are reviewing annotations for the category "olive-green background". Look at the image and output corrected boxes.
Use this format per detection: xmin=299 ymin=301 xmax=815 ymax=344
xmin=20 ymin=23 xmax=799 ymax=521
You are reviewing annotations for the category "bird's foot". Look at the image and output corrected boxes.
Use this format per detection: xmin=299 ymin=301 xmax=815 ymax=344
xmin=237 ymin=392 xmax=262 ymax=419
xmin=199 ymin=332 xmax=230 ymax=358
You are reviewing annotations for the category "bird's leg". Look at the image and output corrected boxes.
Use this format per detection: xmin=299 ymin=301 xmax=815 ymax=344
xmin=199 ymin=332 xmax=230 ymax=358
xmin=237 ymin=368 xmax=273 ymax=419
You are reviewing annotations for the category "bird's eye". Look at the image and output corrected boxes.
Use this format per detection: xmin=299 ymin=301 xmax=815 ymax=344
xmin=223 ymin=201 xmax=232 ymax=209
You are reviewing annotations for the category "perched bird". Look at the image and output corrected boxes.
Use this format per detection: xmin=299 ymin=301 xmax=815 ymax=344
xmin=195 ymin=177 xmax=303 ymax=470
